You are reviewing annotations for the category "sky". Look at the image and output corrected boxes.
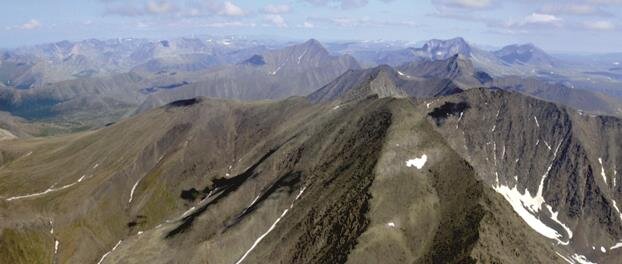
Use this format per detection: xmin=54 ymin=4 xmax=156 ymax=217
xmin=1 ymin=0 xmax=622 ymax=53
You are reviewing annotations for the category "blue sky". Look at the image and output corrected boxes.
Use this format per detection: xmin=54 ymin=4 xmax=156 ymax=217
xmin=1 ymin=0 xmax=622 ymax=53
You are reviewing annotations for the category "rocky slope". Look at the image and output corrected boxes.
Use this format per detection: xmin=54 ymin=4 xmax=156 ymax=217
xmin=2 ymin=84 xmax=621 ymax=263
xmin=427 ymin=88 xmax=622 ymax=263
xmin=308 ymin=65 xmax=462 ymax=103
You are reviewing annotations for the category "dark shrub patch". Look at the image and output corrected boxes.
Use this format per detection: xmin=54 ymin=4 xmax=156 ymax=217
xmin=428 ymin=102 xmax=469 ymax=126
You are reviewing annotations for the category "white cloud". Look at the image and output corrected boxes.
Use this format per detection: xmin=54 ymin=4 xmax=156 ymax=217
xmin=104 ymin=0 xmax=245 ymax=17
xmin=432 ymin=0 xmax=494 ymax=9
xmin=499 ymin=13 xmax=563 ymax=31
xmin=105 ymin=1 xmax=177 ymax=16
xmin=341 ymin=0 xmax=369 ymax=9
xmin=136 ymin=21 xmax=150 ymax=28
xmin=523 ymin=13 xmax=562 ymax=24
xmin=263 ymin=4 xmax=291 ymax=14
xmin=589 ymin=0 xmax=622 ymax=4
xmin=146 ymin=1 xmax=176 ymax=14
xmin=264 ymin=14 xmax=288 ymax=27
xmin=303 ymin=21 xmax=315 ymax=28
xmin=200 ymin=21 xmax=255 ymax=28
xmin=541 ymin=4 xmax=600 ymax=15
xmin=309 ymin=16 xmax=417 ymax=27
xmin=18 ymin=19 xmax=42 ymax=30
xmin=218 ymin=1 xmax=246 ymax=16
xmin=582 ymin=20 xmax=615 ymax=30
xmin=303 ymin=0 xmax=370 ymax=9
xmin=187 ymin=8 xmax=201 ymax=17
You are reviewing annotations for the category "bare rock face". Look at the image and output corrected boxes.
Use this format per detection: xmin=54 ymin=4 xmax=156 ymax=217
xmin=428 ymin=88 xmax=622 ymax=263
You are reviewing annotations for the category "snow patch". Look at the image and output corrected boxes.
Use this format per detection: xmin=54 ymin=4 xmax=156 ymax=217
xmin=239 ymin=193 xmax=262 ymax=216
xmin=501 ymin=145 xmax=506 ymax=160
xmin=234 ymin=186 xmax=306 ymax=264
xmin=270 ymin=63 xmax=285 ymax=75
xmin=50 ymin=218 xmax=59 ymax=259
xmin=555 ymin=252 xmax=574 ymax=264
xmin=387 ymin=222 xmax=396 ymax=228
xmin=571 ymin=254 xmax=596 ymax=264
xmin=543 ymin=141 xmax=551 ymax=151
xmin=492 ymin=147 xmax=573 ymax=245
xmin=547 ymin=205 xmax=573 ymax=243
xmin=181 ymin=206 xmax=196 ymax=218
xmin=611 ymin=242 xmax=622 ymax=250
xmin=553 ymin=141 xmax=562 ymax=157
xmin=294 ymin=186 xmax=306 ymax=201
xmin=406 ymin=154 xmax=428 ymax=169
xmin=6 ymin=174 xmax=90 ymax=201
xmin=128 ymin=177 xmax=144 ymax=204
xmin=54 ymin=240 xmax=59 ymax=255
xmin=493 ymin=184 xmax=562 ymax=241
xmin=612 ymin=200 xmax=622 ymax=222
xmin=235 ymin=207 xmax=289 ymax=264
xmin=297 ymin=50 xmax=307 ymax=64
xmin=96 ymin=240 xmax=123 ymax=264
xmin=534 ymin=116 xmax=540 ymax=128
xmin=601 ymin=246 xmax=606 ymax=253
xmin=598 ymin=158 xmax=608 ymax=184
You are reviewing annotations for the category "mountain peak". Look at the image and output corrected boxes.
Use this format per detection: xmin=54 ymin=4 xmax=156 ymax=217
xmin=423 ymin=37 xmax=469 ymax=49
xmin=308 ymin=65 xmax=404 ymax=103
xmin=371 ymin=64 xmax=397 ymax=75
xmin=397 ymin=54 xmax=482 ymax=88
xmin=494 ymin=43 xmax=554 ymax=66
xmin=298 ymin=38 xmax=328 ymax=54
xmin=416 ymin=37 xmax=472 ymax=60
xmin=304 ymin=38 xmax=322 ymax=46
xmin=261 ymin=39 xmax=336 ymax=69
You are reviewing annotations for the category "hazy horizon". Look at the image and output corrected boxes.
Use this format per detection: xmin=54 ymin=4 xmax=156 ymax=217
xmin=2 ymin=0 xmax=622 ymax=53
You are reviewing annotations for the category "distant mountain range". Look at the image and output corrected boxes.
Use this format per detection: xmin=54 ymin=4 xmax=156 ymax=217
xmin=338 ymin=37 xmax=554 ymax=75
xmin=0 ymin=37 xmax=274 ymax=89
xmin=135 ymin=39 xmax=360 ymax=112
xmin=0 ymin=36 xmax=621 ymax=134
xmin=0 ymin=38 xmax=360 ymax=127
